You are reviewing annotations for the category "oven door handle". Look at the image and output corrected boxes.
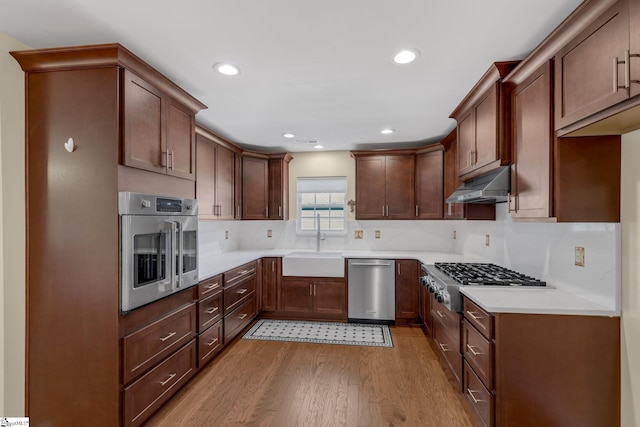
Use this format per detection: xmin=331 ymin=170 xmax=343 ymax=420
xmin=165 ymin=220 xmax=177 ymax=291
xmin=177 ymin=221 xmax=184 ymax=288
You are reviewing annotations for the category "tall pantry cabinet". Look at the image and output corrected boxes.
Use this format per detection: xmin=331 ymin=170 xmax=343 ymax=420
xmin=11 ymin=44 xmax=206 ymax=426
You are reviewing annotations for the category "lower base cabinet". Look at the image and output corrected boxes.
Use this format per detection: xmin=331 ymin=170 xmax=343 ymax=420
xmin=198 ymin=320 xmax=224 ymax=367
xmin=279 ymin=276 xmax=347 ymax=321
xmin=123 ymin=341 xmax=197 ymax=427
xmin=431 ymin=294 xmax=463 ymax=391
xmin=224 ymin=297 xmax=257 ymax=342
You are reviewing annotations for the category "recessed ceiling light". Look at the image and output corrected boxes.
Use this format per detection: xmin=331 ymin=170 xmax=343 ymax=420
xmin=213 ymin=62 xmax=240 ymax=76
xmin=282 ymin=133 xmax=295 ymax=138
xmin=381 ymin=128 xmax=395 ymax=135
xmin=313 ymin=144 xmax=324 ymax=149
xmin=393 ymin=49 xmax=420 ymax=64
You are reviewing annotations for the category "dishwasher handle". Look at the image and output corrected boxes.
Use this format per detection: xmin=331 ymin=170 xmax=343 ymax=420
xmin=350 ymin=262 xmax=393 ymax=266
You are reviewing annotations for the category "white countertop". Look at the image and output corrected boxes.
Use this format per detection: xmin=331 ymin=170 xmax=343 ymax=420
xmin=459 ymin=286 xmax=620 ymax=317
xmin=199 ymin=249 xmax=620 ymax=317
xmin=198 ymin=249 xmax=468 ymax=280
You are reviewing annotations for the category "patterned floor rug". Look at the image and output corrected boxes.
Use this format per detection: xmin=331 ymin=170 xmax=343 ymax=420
xmin=243 ymin=319 xmax=393 ymax=348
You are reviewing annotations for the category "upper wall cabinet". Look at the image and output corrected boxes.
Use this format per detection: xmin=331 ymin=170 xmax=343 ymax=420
xmin=450 ymin=61 xmax=519 ymax=180
xmin=196 ymin=125 xmax=242 ymax=220
xmin=122 ymin=70 xmax=203 ymax=181
xmin=242 ymin=152 xmax=292 ymax=220
xmin=415 ymin=145 xmax=444 ymax=219
xmin=555 ymin=0 xmax=631 ymax=131
xmin=351 ymin=151 xmax=415 ymax=220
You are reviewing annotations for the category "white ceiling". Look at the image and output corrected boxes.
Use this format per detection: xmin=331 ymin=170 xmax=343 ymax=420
xmin=1 ymin=0 xmax=583 ymax=153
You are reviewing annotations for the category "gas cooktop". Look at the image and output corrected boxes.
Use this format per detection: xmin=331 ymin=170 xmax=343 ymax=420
xmin=434 ymin=262 xmax=546 ymax=287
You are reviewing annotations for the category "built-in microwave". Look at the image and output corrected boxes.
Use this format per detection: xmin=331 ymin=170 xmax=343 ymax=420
xmin=119 ymin=192 xmax=198 ymax=313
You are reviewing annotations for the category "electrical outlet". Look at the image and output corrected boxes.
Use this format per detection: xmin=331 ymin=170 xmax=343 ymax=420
xmin=485 ymin=234 xmax=490 ymax=247
xmin=375 ymin=230 xmax=381 ymax=239
xmin=225 ymin=230 xmax=229 ymax=240
xmin=453 ymin=230 xmax=457 ymax=240
xmin=354 ymin=230 xmax=363 ymax=239
xmin=575 ymin=247 xmax=585 ymax=267
xmin=267 ymin=229 xmax=272 ymax=238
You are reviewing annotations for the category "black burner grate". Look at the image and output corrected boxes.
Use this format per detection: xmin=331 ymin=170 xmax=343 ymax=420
xmin=434 ymin=263 xmax=545 ymax=287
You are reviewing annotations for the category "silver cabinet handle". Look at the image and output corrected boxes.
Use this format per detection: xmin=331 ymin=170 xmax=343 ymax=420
xmin=237 ymin=205 xmax=240 ymax=218
xmin=397 ymin=262 xmax=401 ymax=276
xmin=466 ymin=344 xmax=482 ymax=356
xmin=159 ymin=331 xmax=177 ymax=342
xmin=468 ymin=389 xmax=484 ymax=404
xmin=309 ymin=283 xmax=313 ymax=295
xmin=351 ymin=262 xmax=393 ymax=266
xmin=266 ymin=206 xmax=269 ymax=217
xmin=206 ymin=338 xmax=219 ymax=347
xmin=382 ymin=205 xmax=385 ymax=217
xmin=271 ymin=260 xmax=275 ymax=273
xmin=159 ymin=373 xmax=177 ymax=386
xmin=238 ymin=313 xmax=248 ymax=320
xmin=203 ymin=282 xmax=220 ymax=294
xmin=313 ymin=284 xmax=316 ymax=296
xmin=278 ymin=206 xmax=282 ymax=218
xmin=415 ymin=205 xmax=419 ymax=217
xmin=438 ymin=343 xmax=449 ymax=352
xmin=205 ymin=307 xmax=219 ymax=314
xmin=237 ymin=288 xmax=248 ymax=294
xmin=437 ymin=310 xmax=446 ymax=318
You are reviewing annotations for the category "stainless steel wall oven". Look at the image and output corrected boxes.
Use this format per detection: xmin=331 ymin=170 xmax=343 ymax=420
xmin=119 ymin=192 xmax=198 ymax=312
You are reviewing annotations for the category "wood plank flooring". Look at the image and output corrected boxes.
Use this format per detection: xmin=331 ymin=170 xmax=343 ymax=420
xmin=145 ymin=326 xmax=476 ymax=427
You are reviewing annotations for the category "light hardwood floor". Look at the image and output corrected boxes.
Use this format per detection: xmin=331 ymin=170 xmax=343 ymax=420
xmin=145 ymin=326 xmax=476 ymax=427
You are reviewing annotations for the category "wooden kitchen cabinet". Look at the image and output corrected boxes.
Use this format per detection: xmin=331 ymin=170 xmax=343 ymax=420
xmin=450 ymin=61 xmax=518 ymax=180
xmin=261 ymin=257 xmax=281 ymax=312
xmin=507 ymin=59 xmax=621 ymax=222
xmin=196 ymin=125 xmax=241 ymax=220
xmin=280 ymin=277 xmax=347 ymax=321
xmin=395 ymin=259 xmax=420 ymax=325
xmin=10 ymin=43 xmax=205 ymax=426
xmin=223 ymin=261 xmax=258 ymax=342
xmin=352 ymin=151 xmax=415 ymax=219
xmin=554 ymin=0 xmax=630 ymax=131
xmin=415 ymin=145 xmax=444 ymax=219
xmin=431 ymin=294 xmax=463 ymax=391
xmin=123 ymin=69 xmax=202 ymax=180
xmin=197 ymin=275 xmax=224 ymax=368
xmin=419 ymin=278 xmax=432 ymax=337
xmin=461 ymin=297 xmax=620 ymax=427
xmin=242 ymin=152 xmax=292 ymax=220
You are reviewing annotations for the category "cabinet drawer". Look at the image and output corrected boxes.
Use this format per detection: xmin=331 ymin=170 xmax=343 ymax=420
xmin=463 ymin=319 xmax=493 ymax=389
xmin=123 ymin=340 xmax=197 ymax=427
xmin=199 ymin=292 xmax=222 ymax=332
xmin=464 ymin=361 xmax=494 ymax=427
xmin=432 ymin=300 xmax=461 ymax=341
xmin=223 ymin=261 xmax=257 ymax=287
xmin=224 ymin=275 xmax=256 ymax=315
xmin=433 ymin=316 xmax=462 ymax=390
xmin=464 ymin=298 xmax=493 ymax=339
xmin=198 ymin=320 xmax=223 ymax=367
xmin=198 ymin=274 xmax=222 ymax=299
xmin=122 ymin=303 xmax=197 ymax=384
xmin=224 ymin=297 xmax=256 ymax=343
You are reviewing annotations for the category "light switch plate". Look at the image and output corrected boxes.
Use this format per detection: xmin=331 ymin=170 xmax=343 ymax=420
xmin=453 ymin=230 xmax=457 ymax=240
xmin=267 ymin=229 xmax=272 ymax=238
xmin=375 ymin=230 xmax=381 ymax=239
xmin=485 ymin=234 xmax=490 ymax=246
xmin=225 ymin=230 xmax=229 ymax=240
xmin=354 ymin=230 xmax=363 ymax=239
xmin=575 ymin=247 xmax=585 ymax=267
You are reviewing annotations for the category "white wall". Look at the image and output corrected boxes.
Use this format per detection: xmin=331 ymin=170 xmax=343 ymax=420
xmin=0 ymin=32 xmax=27 ymax=416
xmin=621 ymin=129 xmax=640 ymax=427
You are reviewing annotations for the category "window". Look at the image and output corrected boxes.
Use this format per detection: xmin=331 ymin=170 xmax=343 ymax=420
xmin=297 ymin=177 xmax=347 ymax=234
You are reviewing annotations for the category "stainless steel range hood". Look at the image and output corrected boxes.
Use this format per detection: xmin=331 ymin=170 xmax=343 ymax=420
xmin=446 ymin=165 xmax=510 ymax=204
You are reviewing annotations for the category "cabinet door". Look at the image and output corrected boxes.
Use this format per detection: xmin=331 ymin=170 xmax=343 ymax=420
xmin=457 ymin=111 xmax=475 ymax=176
xmin=474 ymin=84 xmax=499 ymax=170
xmin=415 ymin=150 xmax=444 ymax=219
xmin=166 ymin=99 xmax=196 ymax=180
xmin=395 ymin=260 xmax=419 ymax=322
xmin=554 ymin=1 xmax=629 ymax=130
xmin=242 ymin=156 xmax=268 ymax=219
xmin=122 ymin=69 xmax=166 ymax=174
xmin=511 ymin=62 xmax=554 ymax=219
xmin=195 ymin=134 xmax=216 ymax=218
xmin=262 ymin=257 xmax=281 ymax=312
xmin=280 ymin=278 xmax=313 ymax=312
xmin=355 ymin=156 xmax=386 ymax=219
xmin=385 ymin=155 xmax=415 ymax=219
xmin=313 ymin=279 xmax=346 ymax=315
xmin=268 ymin=158 xmax=284 ymax=219
xmin=443 ymin=137 xmax=465 ymax=219
xmin=215 ymin=144 xmax=236 ymax=220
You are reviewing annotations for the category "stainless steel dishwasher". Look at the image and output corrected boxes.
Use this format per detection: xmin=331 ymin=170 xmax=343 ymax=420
xmin=347 ymin=259 xmax=395 ymax=323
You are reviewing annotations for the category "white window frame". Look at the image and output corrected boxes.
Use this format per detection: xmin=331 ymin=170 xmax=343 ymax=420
xmin=296 ymin=177 xmax=347 ymax=236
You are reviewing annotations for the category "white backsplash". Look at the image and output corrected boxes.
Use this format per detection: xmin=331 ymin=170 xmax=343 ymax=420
xmin=199 ymin=203 xmax=620 ymax=311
